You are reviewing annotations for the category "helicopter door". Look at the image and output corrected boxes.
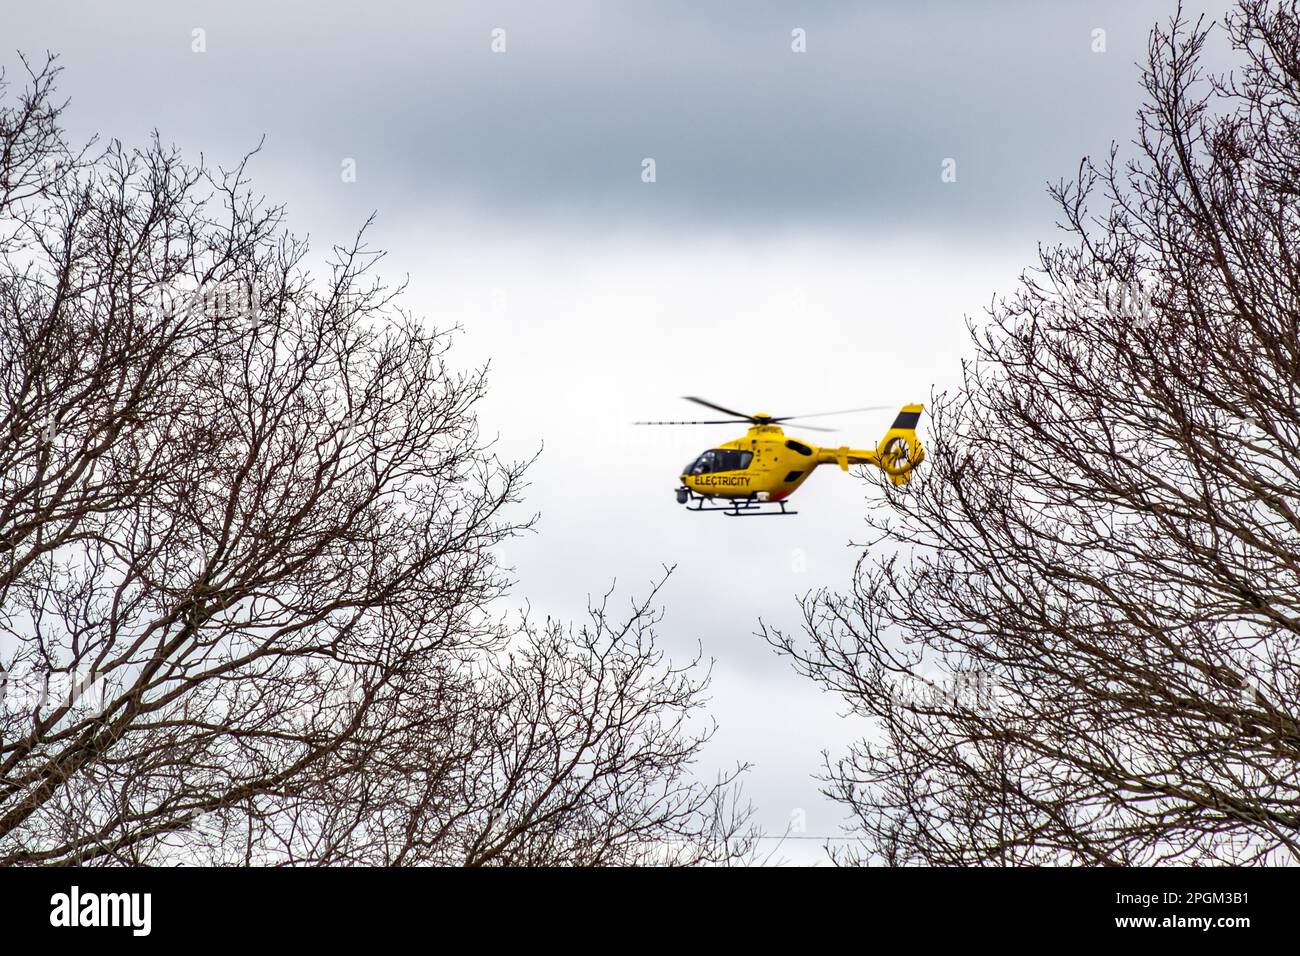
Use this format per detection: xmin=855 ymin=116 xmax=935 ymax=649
xmin=719 ymin=450 xmax=753 ymax=470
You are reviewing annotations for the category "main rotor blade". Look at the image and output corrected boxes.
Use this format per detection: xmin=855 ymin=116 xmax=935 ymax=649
xmin=785 ymin=424 xmax=838 ymax=433
xmin=681 ymin=396 xmax=757 ymax=421
xmin=633 ymin=419 xmax=753 ymax=426
xmin=772 ymin=405 xmax=892 ymax=422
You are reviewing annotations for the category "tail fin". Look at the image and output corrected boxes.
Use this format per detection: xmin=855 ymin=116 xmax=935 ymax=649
xmin=876 ymin=403 xmax=925 ymax=486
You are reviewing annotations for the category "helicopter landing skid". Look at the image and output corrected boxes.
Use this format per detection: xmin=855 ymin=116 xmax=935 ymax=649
xmin=680 ymin=490 xmax=798 ymax=517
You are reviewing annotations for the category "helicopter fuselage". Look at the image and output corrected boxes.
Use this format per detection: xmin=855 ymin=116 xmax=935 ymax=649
xmin=680 ymin=424 xmax=883 ymax=502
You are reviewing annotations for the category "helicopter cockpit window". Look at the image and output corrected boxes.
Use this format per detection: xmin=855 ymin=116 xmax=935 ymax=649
xmin=684 ymin=449 xmax=753 ymax=475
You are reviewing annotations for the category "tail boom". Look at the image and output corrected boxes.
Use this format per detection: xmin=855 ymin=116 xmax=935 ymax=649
xmin=814 ymin=403 xmax=925 ymax=485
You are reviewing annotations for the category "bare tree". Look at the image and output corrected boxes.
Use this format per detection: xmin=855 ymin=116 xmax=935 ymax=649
xmin=767 ymin=0 xmax=1300 ymax=865
xmin=0 ymin=56 xmax=750 ymax=866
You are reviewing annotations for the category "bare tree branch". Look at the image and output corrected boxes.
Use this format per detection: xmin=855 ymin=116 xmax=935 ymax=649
xmin=769 ymin=0 xmax=1300 ymax=866
xmin=0 ymin=58 xmax=754 ymax=867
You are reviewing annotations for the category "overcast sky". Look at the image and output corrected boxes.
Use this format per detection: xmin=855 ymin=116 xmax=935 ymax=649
xmin=8 ymin=0 xmax=1230 ymax=863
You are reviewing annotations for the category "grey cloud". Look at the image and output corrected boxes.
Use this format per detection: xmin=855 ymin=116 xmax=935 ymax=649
xmin=7 ymin=0 xmax=1229 ymax=235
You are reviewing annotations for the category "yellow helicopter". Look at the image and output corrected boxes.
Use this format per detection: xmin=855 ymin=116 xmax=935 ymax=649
xmin=636 ymin=397 xmax=925 ymax=516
